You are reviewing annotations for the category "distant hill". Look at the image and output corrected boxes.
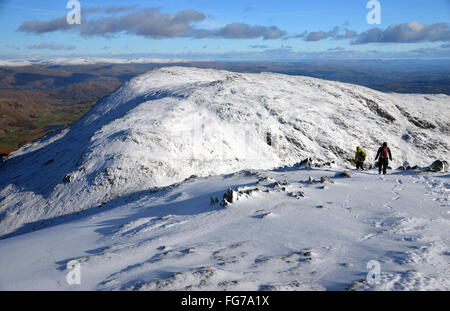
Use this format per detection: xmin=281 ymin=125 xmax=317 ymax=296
xmin=0 ymin=60 xmax=448 ymax=154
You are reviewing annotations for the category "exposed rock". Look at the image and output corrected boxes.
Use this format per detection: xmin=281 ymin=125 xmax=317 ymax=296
xmin=237 ymin=187 xmax=259 ymax=197
xmin=256 ymin=176 xmax=276 ymax=185
xmin=427 ymin=160 xmax=449 ymax=172
xmin=225 ymin=188 xmax=235 ymax=202
xmin=128 ymin=266 xmax=216 ymax=290
xmin=402 ymin=133 xmax=413 ymax=143
xmin=218 ymin=280 xmax=240 ymax=288
xmin=396 ymin=105 xmax=436 ymax=129
xmin=296 ymin=248 xmax=314 ymax=261
xmin=220 ymin=186 xmax=260 ymax=207
xmin=220 ymin=188 xmax=238 ymax=207
xmin=299 ymin=158 xmax=313 ymax=168
xmin=366 ymin=99 xmax=396 ymax=122
xmin=63 ymin=172 xmax=76 ymax=183
xmin=435 ymin=120 xmax=450 ymax=134
xmin=346 ymin=279 xmax=368 ymax=291
xmin=285 ymin=135 xmax=306 ymax=150
xmin=160 ymin=215 xmax=174 ymax=221
xmin=401 ymin=161 xmax=410 ymax=171
xmin=397 ymin=161 xmax=419 ymax=171
xmin=186 ymin=174 xmax=198 ymax=181
xmin=335 ymin=171 xmax=352 ymax=178
xmin=259 ymin=284 xmax=277 ymax=291
xmin=320 ymin=176 xmax=334 ymax=184
xmin=288 ymin=191 xmax=305 ymax=198
xmin=289 ymin=158 xmax=335 ymax=170
xmin=267 ymin=181 xmax=289 ymax=190
xmin=403 ymin=130 xmax=444 ymax=151
xmin=210 ymin=197 xmax=217 ymax=206
xmin=266 ymin=132 xmax=272 ymax=146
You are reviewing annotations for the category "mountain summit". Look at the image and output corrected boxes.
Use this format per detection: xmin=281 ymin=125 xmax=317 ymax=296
xmin=0 ymin=67 xmax=448 ymax=236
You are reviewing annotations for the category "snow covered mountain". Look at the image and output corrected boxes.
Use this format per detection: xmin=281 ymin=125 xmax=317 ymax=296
xmin=0 ymin=67 xmax=449 ymax=291
xmin=0 ymin=66 xmax=448 ymax=237
xmin=0 ymin=57 xmax=191 ymax=67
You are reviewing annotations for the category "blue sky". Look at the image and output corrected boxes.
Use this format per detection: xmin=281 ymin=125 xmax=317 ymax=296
xmin=0 ymin=0 xmax=449 ymax=60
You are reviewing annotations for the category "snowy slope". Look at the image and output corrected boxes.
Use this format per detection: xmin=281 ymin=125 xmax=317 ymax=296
xmin=0 ymin=66 xmax=449 ymax=240
xmin=35 ymin=57 xmax=193 ymax=66
xmin=0 ymin=167 xmax=448 ymax=290
xmin=0 ymin=60 xmax=33 ymax=67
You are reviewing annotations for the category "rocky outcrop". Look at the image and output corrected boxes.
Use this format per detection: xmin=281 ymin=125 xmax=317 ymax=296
xmin=427 ymin=160 xmax=449 ymax=172
xmin=335 ymin=171 xmax=352 ymax=178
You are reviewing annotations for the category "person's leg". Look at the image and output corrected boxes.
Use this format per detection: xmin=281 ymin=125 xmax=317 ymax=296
xmin=383 ymin=159 xmax=388 ymax=175
xmin=378 ymin=160 xmax=382 ymax=174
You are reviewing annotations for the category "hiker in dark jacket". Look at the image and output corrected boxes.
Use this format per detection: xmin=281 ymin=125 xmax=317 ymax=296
xmin=375 ymin=142 xmax=392 ymax=175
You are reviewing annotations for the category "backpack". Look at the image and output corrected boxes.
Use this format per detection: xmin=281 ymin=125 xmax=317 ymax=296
xmin=358 ymin=151 xmax=366 ymax=162
xmin=381 ymin=146 xmax=389 ymax=159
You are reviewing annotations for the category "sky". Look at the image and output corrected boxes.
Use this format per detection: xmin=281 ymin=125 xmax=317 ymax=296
xmin=0 ymin=0 xmax=449 ymax=60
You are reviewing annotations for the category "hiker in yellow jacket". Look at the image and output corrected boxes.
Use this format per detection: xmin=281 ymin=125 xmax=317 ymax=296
xmin=355 ymin=147 xmax=367 ymax=170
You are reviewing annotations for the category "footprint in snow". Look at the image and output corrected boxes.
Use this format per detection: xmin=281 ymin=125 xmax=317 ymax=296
xmin=393 ymin=185 xmax=403 ymax=192
xmin=252 ymin=212 xmax=273 ymax=219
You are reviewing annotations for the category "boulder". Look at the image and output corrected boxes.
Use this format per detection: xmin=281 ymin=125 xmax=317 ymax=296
xmin=294 ymin=158 xmax=334 ymax=169
xmin=288 ymin=191 xmax=305 ymax=198
xmin=298 ymin=158 xmax=313 ymax=168
xmin=427 ymin=160 xmax=449 ymax=172
xmin=397 ymin=161 xmax=419 ymax=171
xmin=335 ymin=171 xmax=352 ymax=178
xmin=63 ymin=172 xmax=76 ymax=183
xmin=320 ymin=176 xmax=334 ymax=184
xmin=401 ymin=161 xmax=411 ymax=170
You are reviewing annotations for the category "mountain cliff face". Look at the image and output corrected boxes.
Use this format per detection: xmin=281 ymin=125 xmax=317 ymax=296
xmin=0 ymin=66 xmax=449 ymax=236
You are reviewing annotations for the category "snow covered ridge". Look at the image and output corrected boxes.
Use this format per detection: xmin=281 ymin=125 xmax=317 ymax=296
xmin=0 ymin=58 xmax=193 ymax=67
xmin=0 ymin=167 xmax=449 ymax=290
xmin=0 ymin=60 xmax=34 ymax=67
xmin=0 ymin=66 xmax=449 ymax=237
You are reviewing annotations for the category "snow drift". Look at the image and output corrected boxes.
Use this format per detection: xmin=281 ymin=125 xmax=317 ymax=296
xmin=0 ymin=66 xmax=449 ymax=236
